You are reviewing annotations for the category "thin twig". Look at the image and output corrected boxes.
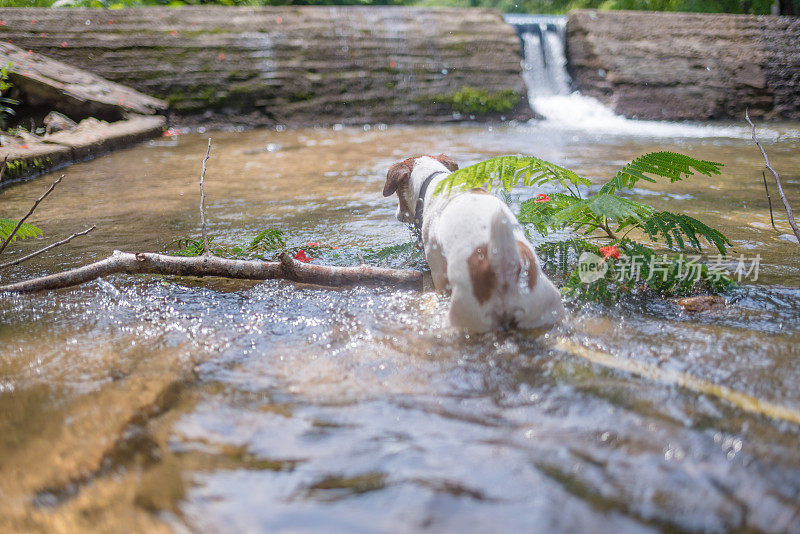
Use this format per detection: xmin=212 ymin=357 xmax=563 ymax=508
xmin=762 ymin=171 xmax=776 ymax=231
xmin=199 ymin=138 xmax=212 ymax=255
xmin=0 ymin=225 xmax=96 ymax=270
xmin=600 ymin=218 xmax=620 ymax=240
xmin=0 ymin=155 xmax=8 ymax=183
xmin=0 ymin=174 xmax=63 ymax=255
xmin=746 ymin=110 xmax=800 ymax=244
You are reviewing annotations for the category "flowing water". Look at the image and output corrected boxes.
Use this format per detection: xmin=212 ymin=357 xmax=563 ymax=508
xmin=1 ymin=119 xmax=799 ymax=532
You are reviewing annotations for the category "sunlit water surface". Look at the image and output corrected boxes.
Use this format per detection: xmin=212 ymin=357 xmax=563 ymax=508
xmin=1 ymin=121 xmax=799 ymax=532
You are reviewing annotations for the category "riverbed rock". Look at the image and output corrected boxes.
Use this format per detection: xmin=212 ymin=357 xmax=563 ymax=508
xmin=43 ymin=111 xmax=77 ymax=134
xmin=0 ymin=6 xmax=531 ymax=127
xmin=0 ymin=41 xmax=166 ymax=121
xmin=567 ymin=10 xmax=800 ymax=120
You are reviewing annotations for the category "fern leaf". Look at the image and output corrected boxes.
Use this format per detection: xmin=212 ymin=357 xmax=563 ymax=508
xmin=434 ymin=155 xmax=590 ymax=196
xmin=0 ymin=218 xmax=42 ymax=242
xmin=549 ymin=194 xmax=654 ymax=228
xmin=248 ymin=228 xmax=286 ymax=252
xmin=641 ymin=212 xmax=731 ymax=254
xmin=601 ymin=152 xmax=723 ymax=194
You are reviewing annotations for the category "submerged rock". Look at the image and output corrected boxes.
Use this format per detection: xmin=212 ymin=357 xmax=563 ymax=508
xmin=675 ymin=295 xmax=728 ymax=313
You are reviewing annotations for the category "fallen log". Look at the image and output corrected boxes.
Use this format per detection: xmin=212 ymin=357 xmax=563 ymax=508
xmin=0 ymin=250 xmax=422 ymax=294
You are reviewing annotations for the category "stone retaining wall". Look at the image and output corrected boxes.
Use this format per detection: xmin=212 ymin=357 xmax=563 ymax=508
xmin=0 ymin=7 xmax=531 ymax=127
xmin=566 ymin=10 xmax=800 ymax=120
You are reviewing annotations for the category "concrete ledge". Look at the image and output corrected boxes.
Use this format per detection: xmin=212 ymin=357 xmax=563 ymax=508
xmin=1 ymin=115 xmax=165 ymax=185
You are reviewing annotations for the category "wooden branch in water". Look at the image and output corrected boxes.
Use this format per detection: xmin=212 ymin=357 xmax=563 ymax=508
xmin=0 ymin=225 xmax=96 ymax=270
xmin=0 ymin=250 xmax=422 ymax=293
xmin=746 ymin=110 xmax=800 ymax=244
xmin=0 ymin=174 xmax=63 ymax=255
xmin=199 ymin=138 xmax=212 ymax=256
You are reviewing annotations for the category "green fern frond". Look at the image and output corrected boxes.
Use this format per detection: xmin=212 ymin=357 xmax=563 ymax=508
xmin=536 ymin=237 xmax=599 ymax=276
xmin=518 ymin=193 xmax=580 ymax=236
xmin=0 ymin=218 xmax=43 ymax=242
xmin=550 ymin=194 xmax=654 ymax=228
xmin=601 ymin=152 xmax=723 ymax=194
xmin=641 ymin=212 xmax=732 ymax=254
xmin=434 ymin=155 xmax=591 ymax=196
xmin=248 ymin=227 xmax=286 ymax=252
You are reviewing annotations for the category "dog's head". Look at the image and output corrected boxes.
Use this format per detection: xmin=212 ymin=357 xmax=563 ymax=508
xmin=383 ymin=154 xmax=458 ymax=223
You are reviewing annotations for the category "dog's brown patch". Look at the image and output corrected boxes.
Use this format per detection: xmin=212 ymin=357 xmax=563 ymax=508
xmin=467 ymin=243 xmax=496 ymax=304
xmin=383 ymin=158 xmax=414 ymax=197
xmin=432 ymin=154 xmax=459 ymax=172
xmin=517 ymin=241 xmax=538 ymax=290
xmin=470 ymin=187 xmax=491 ymax=195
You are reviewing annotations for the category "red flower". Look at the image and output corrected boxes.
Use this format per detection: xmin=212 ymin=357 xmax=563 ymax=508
xmin=534 ymin=194 xmax=551 ymax=203
xmin=305 ymin=242 xmax=321 ymax=247
xmin=599 ymin=245 xmax=621 ymax=260
xmin=60 ymin=41 xmax=67 ymax=47
xmin=218 ymin=53 xmax=226 ymax=61
xmin=293 ymin=250 xmax=312 ymax=263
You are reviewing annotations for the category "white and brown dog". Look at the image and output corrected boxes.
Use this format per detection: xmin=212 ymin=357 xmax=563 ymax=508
xmin=383 ymin=154 xmax=565 ymax=332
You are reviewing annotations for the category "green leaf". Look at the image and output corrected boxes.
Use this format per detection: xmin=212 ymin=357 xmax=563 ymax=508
xmin=601 ymin=151 xmax=723 ymax=194
xmin=641 ymin=211 xmax=732 ymax=254
xmin=0 ymin=218 xmax=43 ymax=242
xmin=549 ymin=194 xmax=654 ymax=227
xmin=248 ymin=227 xmax=286 ymax=253
xmin=434 ymin=155 xmax=590 ymax=196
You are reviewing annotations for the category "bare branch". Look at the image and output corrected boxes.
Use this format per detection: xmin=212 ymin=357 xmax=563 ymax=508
xmin=0 ymin=174 xmax=64 ymax=255
xmin=200 ymin=138 xmax=212 ymax=255
xmin=746 ymin=110 xmax=800 ymax=244
xmin=0 ymin=251 xmax=422 ymax=294
xmin=0 ymin=225 xmax=96 ymax=270
xmin=762 ymin=171 xmax=776 ymax=231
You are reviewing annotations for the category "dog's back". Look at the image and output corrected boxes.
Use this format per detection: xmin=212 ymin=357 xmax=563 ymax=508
xmin=383 ymin=154 xmax=565 ymax=332
xmin=429 ymin=192 xmax=565 ymax=332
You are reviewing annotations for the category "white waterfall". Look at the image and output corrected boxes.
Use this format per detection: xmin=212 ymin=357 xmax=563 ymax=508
xmin=505 ymin=14 xmax=755 ymax=139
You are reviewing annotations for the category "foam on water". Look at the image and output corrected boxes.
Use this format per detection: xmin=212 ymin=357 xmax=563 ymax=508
xmin=532 ymin=93 xmax=764 ymax=140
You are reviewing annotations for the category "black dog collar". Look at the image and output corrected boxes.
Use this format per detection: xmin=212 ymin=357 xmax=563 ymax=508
xmin=413 ymin=170 xmax=447 ymax=233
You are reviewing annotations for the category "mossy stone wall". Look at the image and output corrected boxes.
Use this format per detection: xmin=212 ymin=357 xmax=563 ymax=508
xmin=0 ymin=7 xmax=531 ymax=127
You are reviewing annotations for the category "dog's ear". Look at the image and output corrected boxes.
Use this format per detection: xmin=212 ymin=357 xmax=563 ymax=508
xmin=384 ymin=162 xmax=411 ymax=197
xmin=433 ymin=154 xmax=459 ymax=172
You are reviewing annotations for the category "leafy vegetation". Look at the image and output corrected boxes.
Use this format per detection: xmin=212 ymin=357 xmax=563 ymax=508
xmin=164 ymin=227 xmax=424 ymax=269
xmin=0 ymin=218 xmax=42 ymax=243
xmin=435 ymin=152 xmax=736 ymax=302
xmin=436 ymin=87 xmax=520 ymax=116
xmin=0 ymin=62 xmax=19 ymax=131
xmin=2 ymin=0 xmax=792 ymax=15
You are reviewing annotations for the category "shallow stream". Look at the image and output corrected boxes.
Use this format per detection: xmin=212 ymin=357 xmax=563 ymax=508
xmin=1 ymin=119 xmax=799 ymax=532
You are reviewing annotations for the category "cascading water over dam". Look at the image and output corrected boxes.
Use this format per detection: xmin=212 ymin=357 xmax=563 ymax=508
xmin=504 ymin=14 xmax=753 ymax=139
xmin=504 ymin=15 xmax=571 ymax=99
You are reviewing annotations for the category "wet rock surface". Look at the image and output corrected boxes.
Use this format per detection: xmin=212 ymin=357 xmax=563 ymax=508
xmin=567 ymin=10 xmax=800 ymax=120
xmin=0 ymin=7 xmax=532 ymax=127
